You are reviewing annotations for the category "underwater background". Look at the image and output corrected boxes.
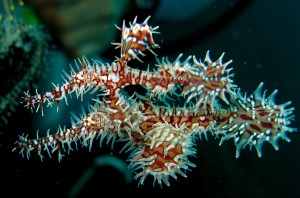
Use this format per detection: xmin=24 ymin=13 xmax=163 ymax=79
xmin=1 ymin=0 xmax=300 ymax=197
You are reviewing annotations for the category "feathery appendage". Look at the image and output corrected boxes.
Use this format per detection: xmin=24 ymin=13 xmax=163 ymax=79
xmin=215 ymin=82 xmax=296 ymax=158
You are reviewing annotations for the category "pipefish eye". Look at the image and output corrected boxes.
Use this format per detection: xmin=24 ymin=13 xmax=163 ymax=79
xmin=132 ymin=23 xmax=140 ymax=34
